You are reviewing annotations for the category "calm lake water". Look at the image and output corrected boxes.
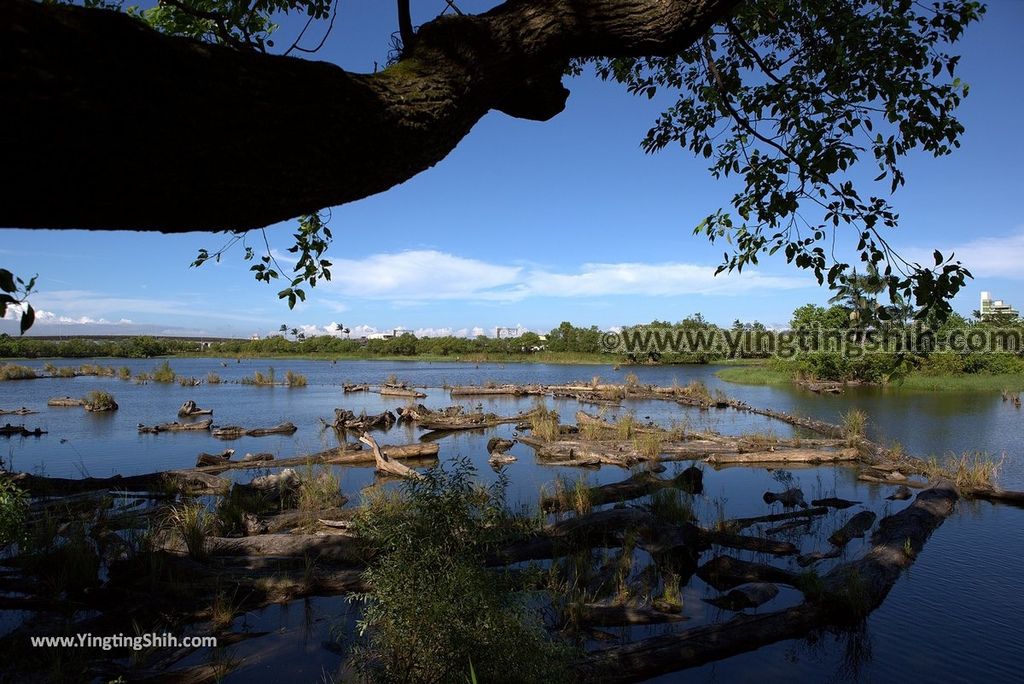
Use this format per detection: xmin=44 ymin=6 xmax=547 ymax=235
xmin=2 ymin=357 xmax=1022 ymax=682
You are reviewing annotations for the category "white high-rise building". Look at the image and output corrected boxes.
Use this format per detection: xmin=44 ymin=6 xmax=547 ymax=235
xmin=980 ymin=291 xmax=1020 ymax=320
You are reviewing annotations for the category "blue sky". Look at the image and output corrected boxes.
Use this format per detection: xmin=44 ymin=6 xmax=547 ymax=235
xmin=2 ymin=0 xmax=1023 ymax=338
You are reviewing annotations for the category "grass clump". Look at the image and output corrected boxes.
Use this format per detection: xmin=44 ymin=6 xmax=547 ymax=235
xmin=297 ymin=466 xmax=343 ymax=524
xmin=615 ymin=411 xmax=637 ymax=440
xmin=649 ymin=488 xmax=695 ymax=524
xmin=285 ymin=370 xmax=308 ymax=387
xmin=841 ymin=409 xmax=867 ymax=446
xmin=551 ymin=474 xmax=593 ymax=516
xmin=82 ymin=390 xmax=118 ymax=412
xmin=242 ymin=367 xmax=276 ymax=385
xmin=206 ymin=371 xmax=221 ymax=384
xmin=165 ymin=502 xmax=213 ymax=559
xmin=0 ymin=364 xmax=38 ymax=380
xmin=530 ymin=402 xmax=561 ymax=441
xmin=152 ymin=360 xmax=176 ymax=383
xmin=0 ymin=479 xmax=28 ymax=548
xmin=633 ymin=431 xmax=664 ymax=458
xmin=351 ymin=458 xmax=572 ymax=683
xmin=117 ymin=366 xmax=132 ymax=380
xmin=924 ymin=452 xmax=1000 ymax=489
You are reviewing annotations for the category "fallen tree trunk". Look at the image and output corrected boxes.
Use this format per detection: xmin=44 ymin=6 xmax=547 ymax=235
xmin=449 ymin=384 xmax=545 ymax=397
xmin=578 ymin=603 xmax=687 ymax=627
xmin=358 ymin=433 xmax=423 ymax=479
xmin=379 ymin=385 xmax=426 ymax=398
xmin=177 ymin=400 xmax=213 ymax=417
xmin=0 ymin=424 xmax=46 ymax=437
xmin=5 ymin=469 xmax=231 ymax=496
xmin=213 ymin=422 xmax=298 ymax=439
xmin=705 ymin=448 xmax=859 ymax=465
xmin=138 ymin=418 xmax=213 ymax=434
xmin=47 ymin=396 xmax=84 ymax=407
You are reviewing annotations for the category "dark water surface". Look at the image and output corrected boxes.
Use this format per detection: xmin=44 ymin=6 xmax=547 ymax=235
xmin=2 ymin=358 xmax=1022 ymax=682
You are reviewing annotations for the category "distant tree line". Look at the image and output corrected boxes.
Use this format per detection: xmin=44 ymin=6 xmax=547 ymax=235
xmin=0 ymin=335 xmax=199 ymax=359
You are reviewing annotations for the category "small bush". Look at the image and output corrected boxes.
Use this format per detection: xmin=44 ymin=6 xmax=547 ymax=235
xmin=117 ymin=366 xmax=131 ymax=380
xmin=285 ymin=370 xmax=307 ymax=387
xmin=83 ymin=390 xmax=118 ymax=412
xmin=841 ymin=409 xmax=867 ymax=446
xmin=351 ymin=458 xmax=572 ymax=683
xmin=206 ymin=371 xmax=221 ymax=384
xmin=0 ymin=364 xmax=37 ymax=381
xmin=0 ymin=479 xmax=28 ymax=548
xmin=152 ymin=360 xmax=176 ymax=383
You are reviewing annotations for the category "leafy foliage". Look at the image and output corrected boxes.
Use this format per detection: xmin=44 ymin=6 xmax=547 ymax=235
xmin=0 ymin=479 xmax=29 ymax=548
xmin=351 ymin=458 xmax=571 ymax=684
xmin=587 ymin=0 xmax=984 ymax=321
xmin=0 ymin=269 xmax=36 ymax=334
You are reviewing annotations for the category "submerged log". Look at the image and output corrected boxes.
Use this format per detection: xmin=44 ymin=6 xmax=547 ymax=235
xmin=241 ymin=452 xmax=274 ymax=463
xmin=763 ymin=488 xmax=807 ymax=508
xmin=138 ymin=418 xmax=213 ymax=434
xmin=886 ymin=485 xmax=912 ymax=500
xmin=359 ymin=433 xmax=422 ymax=479
xmin=6 ymin=469 xmax=231 ymax=496
xmin=704 ymin=582 xmax=780 ymax=611
xmin=177 ymin=400 xmax=213 ymax=417
xmin=828 ymin=510 xmax=877 ymax=547
xmin=47 ymin=396 xmax=84 ymax=407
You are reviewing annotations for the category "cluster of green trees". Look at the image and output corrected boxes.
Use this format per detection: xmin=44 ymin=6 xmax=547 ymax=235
xmin=0 ymin=335 xmax=199 ymax=359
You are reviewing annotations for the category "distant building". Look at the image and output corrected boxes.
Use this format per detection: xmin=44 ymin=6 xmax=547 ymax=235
xmin=366 ymin=328 xmax=406 ymax=340
xmin=980 ymin=291 xmax=1020 ymax=320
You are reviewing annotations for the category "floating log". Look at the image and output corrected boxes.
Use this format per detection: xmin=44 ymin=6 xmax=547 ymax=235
xmin=379 ymin=385 xmax=426 ymax=398
xmin=415 ymin=406 xmax=537 ymax=432
xmin=6 ymin=469 xmax=231 ymax=496
xmin=47 ymin=396 xmax=84 ymax=407
xmin=241 ymin=452 xmax=274 ymax=463
xmin=965 ymin=486 xmax=1024 ymax=508
xmin=0 ymin=407 xmax=37 ymax=416
xmin=811 ymin=497 xmax=860 ymax=509
xmin=704 ymin=582 xmax=779 ymax=611
xmin=449 ymin=384 xmax=544 ymax=397
xmin=212 ymin=422 xmax=298 ymax=439
xmin=359 ymin=433 xmax=422 ymax=479
xmin=331 ymin=408 xmax=395 ymax=431
xmin=0 ymin=424 xmax=46 ymax=437
xmin=700 ymin=531 xmax=798 ymax=557
xmin=763 ymin=488 xmax=807 ymax=508
xmin=138 ymin=418 xmax=213 ymax=434
xmin=706 ymin=448 xmax=859 ymax=465
xmin=177 ymin=400 xmax=213 ymax=417
xmin=195 ymin=449 xmax=234 ymax=467
xmin=342 ymin=383 xmax=369 ymax=393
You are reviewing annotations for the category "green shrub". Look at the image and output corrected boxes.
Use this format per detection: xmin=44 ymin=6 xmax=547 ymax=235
xmin=351 ymin=459 xmax=571 ymax=683
xmin=152 ymin=360 xmax=176 ymax=383
xmin=0 ymin=479 xmax=28 ymax=547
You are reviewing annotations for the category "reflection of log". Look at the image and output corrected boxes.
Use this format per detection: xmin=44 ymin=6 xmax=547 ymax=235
xmin=579 ymin=482 xmax=959 ymax=682
xmin=579 ymin=603 xmax=687 ymax=627
xmin=811 ymin=497 xmax=860 ymax=509
xmin=726 ymin=507 xmax=829 ymax=531
xmin=697 ymin=555 xmax=801 ymax=591
xmin=47 ymin=396 xmax=84 ymax=407
xmin=763 ymin=488 xmax=806 ymax=508
xmin=359 ymin=433 xmax=422 ymax=479
xmin=0 ymin=424 xmax=46 ymax=437
xmin=704 ymin=582 xmax=779 ymax=611
xmin=178 ymin=400 xmax=213 ymax=417
xmin=700 ymin=531 xmax=797 ymax=557
xmin=212 ymin=422 xmax=298 ymax=439
xmin=138 ymin=418 xmax=213 ymax=433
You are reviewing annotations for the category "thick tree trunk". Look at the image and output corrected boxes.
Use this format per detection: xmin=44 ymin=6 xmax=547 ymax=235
xmin=2 ymin=0 xmax=737 ymax=231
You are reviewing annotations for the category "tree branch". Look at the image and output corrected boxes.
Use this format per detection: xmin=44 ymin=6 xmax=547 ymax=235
xmin=2 ymin=0 xmax=738 ymax=233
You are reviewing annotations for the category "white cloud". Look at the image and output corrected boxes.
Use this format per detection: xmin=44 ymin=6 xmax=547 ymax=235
xmin=903 ymin=228 xmax=1024 ymax=280
xmin=319 ymin=249 xmax=809 ymax=304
